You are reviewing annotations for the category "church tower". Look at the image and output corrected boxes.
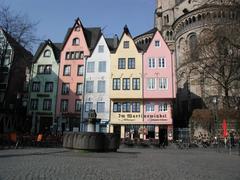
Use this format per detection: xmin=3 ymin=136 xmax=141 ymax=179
xmin=154 ymin=0 xmax=176 ymax=50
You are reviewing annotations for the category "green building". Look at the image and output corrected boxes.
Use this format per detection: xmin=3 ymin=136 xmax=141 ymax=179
xmin=28 ymin=40 xmax=62 ymax=134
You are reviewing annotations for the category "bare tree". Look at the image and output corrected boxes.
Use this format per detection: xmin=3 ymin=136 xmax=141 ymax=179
xmin=182 ymin=22 xmax=240 ymax=109
xmin=0 ymin=3 xmax=38 ymax=50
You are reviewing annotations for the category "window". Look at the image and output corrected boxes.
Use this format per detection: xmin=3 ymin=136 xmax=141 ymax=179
xmin=43 ymin=99 xmax=52 ymax=111
xmin=43 ymin=50 xmax=51 ymax=57
xmin=122 ymin=78 xmax=130 ymax=90
xmin=148 ymin=58 xmax=156 ymax=68
xmin=37 ymin=65 xmax=52 ymax=74
xmin=66 ymin=51 xmax=84 ymax=60
xmin=97 ymin=80 xmax=105 ymax=93
xmin=128 ymin=58 xmax=135 ymax=69
xmin=87 ymin=62 xmax=95 ymax=73
xmin=113 ymin=78 xmax=120 ymax=90
xmin=98 ymin=61 xmax=106 ymax=72
xmin=123 ymin=41 xmax=129 ymax=48
xmin=75 ymin=51 xmax=80 ymax=59
xmin=65 ymin=52 xmax=70 ymax=60
xmin=118 ymin=58 xmax=126 ymax=69
xmin=86 ymin=81 xmax=94 ymax=93
xmin=72 ymin=38 xmax=80 ymax=45
xmin=62 ymin=83 xmax=70 ymax=95
xmin=147 ymin=78 xmax=156 ymax=90
xmin=85 ymin=102 xmax=93 ymax=112
xmin=37 ymin=65 xmax=44 ymax=74
xmin=146 ymin=103 xmax=155 ymax=112
xmin=159 ymin=78 xmax=168 ymax=90
xmin=63 ymin=65 xmax=71 ymax=76
xmin=77 ymin=65 xmax=84 ymax=76
xmin=159 ymin=57 xmax=166 ymax=68
xmin=113 ymin=102 xmax=121 ymax=112
xmin=132 ymin=102 xmax=140 ymax=112
xmin=122 ymin=102 xmax=131 ymax=112
xmin=75 ymin=100 xmax=82 ymax=112
xmin=155 ymin=40 xmax=160 ymax=47
xmin=61 ymin=99 xmax=68 ymax=112
xmin=45 ymin=82 xmax=53 ymax=92
xmin=159 ymin=103 xmax=168 ymax=112
xmin=132 ymin=78 xmax=140 ymax=90
xmin=30 ymin=99 xmax=38 ymax=110
xmin=98 ymin=45 xmax=104 ymax=53
xmin=45 ymin=65 xmax=52 ymax=74
xmin=76 ymin=83 xmax=83 ymax=95
xmin=32 ymin=82 xmax=40 ymax=92
xmin=97 ymin=102 xmax=105 ymax=113
xmin=71 ymin=52 xmax=75 ymax=59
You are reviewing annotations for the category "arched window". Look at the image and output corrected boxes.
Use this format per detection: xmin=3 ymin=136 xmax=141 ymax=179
xmin=43 ymin=50 xmax=51 ymax=57
xmin=188 ymin=34 xmax=198 ymax=61
xmin=197 ymin=14 xmax=202 ymax=21
xmin=192 ymin=16 xmax=196 ymax=22
xmin=72 ymin=38 xmax=80 ymax=45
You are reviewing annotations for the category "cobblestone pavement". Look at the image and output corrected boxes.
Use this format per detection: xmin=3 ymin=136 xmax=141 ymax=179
xmin=0 ymin=146 xmax=239 ymax=180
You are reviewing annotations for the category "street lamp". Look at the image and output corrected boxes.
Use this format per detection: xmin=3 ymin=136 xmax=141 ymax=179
xmin=212 ymin=96 xmax=218 ymax=136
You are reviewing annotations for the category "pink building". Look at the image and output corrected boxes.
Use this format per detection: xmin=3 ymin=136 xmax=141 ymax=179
xmin=56 ymin=18 xmax=101 ymax=131
xmin=135 ymin=28 xmax=176 ymax=142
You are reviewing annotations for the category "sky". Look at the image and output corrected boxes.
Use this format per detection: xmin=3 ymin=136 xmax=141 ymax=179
xmin=2 ymin=0 xmax=156 ymax=53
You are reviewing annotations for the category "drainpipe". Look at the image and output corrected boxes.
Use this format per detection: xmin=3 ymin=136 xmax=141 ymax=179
xmin=142 ymin=52 xmax=144 ymax=123
xmin=80 ymin=56 xmax=88 ymax=132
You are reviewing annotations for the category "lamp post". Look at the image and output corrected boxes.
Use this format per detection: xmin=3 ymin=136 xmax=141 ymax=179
xmin=212 ymin=96 xmax=219 ymax=152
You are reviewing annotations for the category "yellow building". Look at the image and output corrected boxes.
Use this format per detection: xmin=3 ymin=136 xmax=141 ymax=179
xmin=109 ymin=25 xmax=143 ymax=139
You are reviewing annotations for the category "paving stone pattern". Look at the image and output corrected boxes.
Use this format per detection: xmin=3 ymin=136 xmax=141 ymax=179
xmin=0 ymin=147 xmax=239 ymax=180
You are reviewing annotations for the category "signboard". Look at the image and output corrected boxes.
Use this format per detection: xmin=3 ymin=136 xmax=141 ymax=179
xmin=117 ymin=113 xmax=168 ymax=122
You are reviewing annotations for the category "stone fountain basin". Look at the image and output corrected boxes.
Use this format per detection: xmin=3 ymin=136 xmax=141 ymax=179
xmin=63 ymin=132 xmax=120 ymax=152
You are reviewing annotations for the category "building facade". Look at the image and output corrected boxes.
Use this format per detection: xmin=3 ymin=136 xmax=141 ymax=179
xmin=56 ymin=18 xmax=101 ymax=132
xmin=28 ymin=40 xmax=61 ymax=134
xmin=134 ymin=28 xmax=176 ymax=141
xmin=83 ymin=35 xmax=117 ymax=132
xmin=0 ymin=28 xmax=32 ymax=133
xmin=109 ymin=26 xmax=143 ymax=139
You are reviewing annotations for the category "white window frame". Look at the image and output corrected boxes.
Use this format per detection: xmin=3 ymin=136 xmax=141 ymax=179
xmin=147 ymin=78 xmax=156 ymax=90
xmin=155 ymin=40 xmax=160 ymax=47
xmin=159 ymin=57 xmax=166 ymax=68
xmin=146 ymin=103 xmax=155 ymax=112
xmin=159 ymin=77 xmax=168 ymax=90
xmin=159 ymin=103 xmax=168 ymax=112
xmin=148 ymin=58 xmax=156 ymax=68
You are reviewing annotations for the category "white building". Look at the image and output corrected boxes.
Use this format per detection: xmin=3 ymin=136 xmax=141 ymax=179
xmin=83 ymin=35 xmax=118 ymax=132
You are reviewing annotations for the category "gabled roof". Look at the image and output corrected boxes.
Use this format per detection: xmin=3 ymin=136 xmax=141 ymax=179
xmin=1 ymin=28 xmax=33 ymax=65
xmin=62 ymin=18 xmax=102 ymax=54
xmin=33 ymin=40 xmax=62 ymax=63
xmin=134 ymin=28 xmax=158 ymax=52
xmin=115 ymin=25 xmax=142 ymax=52
xmin=83 ymin=27 xmax=102 ymax=53
xmin=105 ymin=36 xmax=119 ymax=53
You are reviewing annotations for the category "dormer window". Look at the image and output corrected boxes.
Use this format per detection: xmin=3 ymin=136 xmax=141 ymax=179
xmin=155 ymin=40 xmax=160 ymax=47
xmin=43 ymin=50 xmax=51 ymax=57
xmin=72 ymin=38 xmax=80 ymax=45
xmin=123 ymin=41 xmax=129 ymax=48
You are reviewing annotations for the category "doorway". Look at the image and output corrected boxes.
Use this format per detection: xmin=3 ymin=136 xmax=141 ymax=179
xmin=159 ymin=126 xmax=168 ymax=146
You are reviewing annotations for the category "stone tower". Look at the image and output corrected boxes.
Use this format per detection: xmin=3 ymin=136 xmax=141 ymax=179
xmin=154 ymin=0 xmax=240 ymax=127
xmin=155 ymin=0 xmax=176 ymax=50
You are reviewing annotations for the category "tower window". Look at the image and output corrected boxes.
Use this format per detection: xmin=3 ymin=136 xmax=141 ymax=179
xmin=72 ymin=38 xmax=80 ymax=45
